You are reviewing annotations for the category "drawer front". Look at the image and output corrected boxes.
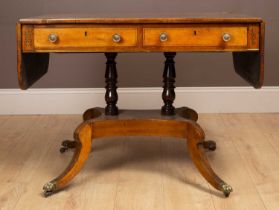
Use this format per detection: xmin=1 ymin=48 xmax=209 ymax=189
xmin=33 ymin=26 xmax=138 ymax=50
xmin=143 ymin=26 xmax=248 ymax=48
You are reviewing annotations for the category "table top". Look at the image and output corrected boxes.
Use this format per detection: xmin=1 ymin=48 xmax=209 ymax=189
xmin=19 ymin=13 xmax=263 ymax=24
xmin=17 ymin=13 xmax=265 ymax=90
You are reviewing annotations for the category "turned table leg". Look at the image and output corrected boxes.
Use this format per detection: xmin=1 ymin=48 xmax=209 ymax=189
xmin=58 ymin=53 xmax=119 ymax=154
xmin=105 ymin=52 xmax=118 ymax=115
xmin=161 ymin=52 xmax=176 ymax=115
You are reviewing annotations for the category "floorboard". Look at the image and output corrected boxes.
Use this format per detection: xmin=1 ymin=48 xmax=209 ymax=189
xmin=0 ymin=114 xmax=278 ymax=210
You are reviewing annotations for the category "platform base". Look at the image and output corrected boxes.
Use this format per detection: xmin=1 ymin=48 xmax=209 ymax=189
xmin=44 ymin=107 xmax=232 ymax=197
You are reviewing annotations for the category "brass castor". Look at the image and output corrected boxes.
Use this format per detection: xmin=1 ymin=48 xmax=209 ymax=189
xmin=60 ymin=140 xmax=77 ymax=153
xmin=43 ymin=181 xmax=56 ymax=197
xmin=221 ymin=182 xmax=233 ymax=197
xmin=201 ymin=140 xmax=217 ymax=151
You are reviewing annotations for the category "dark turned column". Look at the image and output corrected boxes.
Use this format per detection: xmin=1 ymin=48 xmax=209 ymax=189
xmin=105 ymin=52 xmax=119 ymax=115
xmin=161 ymin=52 xmax=176 ymax=115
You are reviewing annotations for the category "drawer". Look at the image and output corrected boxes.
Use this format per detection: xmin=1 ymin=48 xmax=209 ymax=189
xmin=33 ymin=26 xmax=138 ymax=50
xmin=143 ymin=26 xmax=248 ymax=48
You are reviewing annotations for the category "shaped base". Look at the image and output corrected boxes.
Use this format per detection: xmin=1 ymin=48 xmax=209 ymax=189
xmin=44 ymin=107 xmax=232 ymax=197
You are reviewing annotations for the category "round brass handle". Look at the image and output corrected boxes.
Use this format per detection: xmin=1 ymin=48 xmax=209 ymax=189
xmin=160 ymin=32 xmax=168 ymax=42
xmin=222 ymin=33 xmax=231 ymax=42
xmin=48 ymin=34 xmax=58 ymax=43
xmin=112 ymin=33 xmax=121 ymax=43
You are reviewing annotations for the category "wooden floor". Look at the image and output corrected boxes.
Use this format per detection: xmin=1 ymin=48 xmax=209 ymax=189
xmin=0 ymin=114 xmax=278 ymax=210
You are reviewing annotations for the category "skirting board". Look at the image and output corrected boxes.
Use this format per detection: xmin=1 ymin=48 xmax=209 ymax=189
xmin=0 ymin=87 xmax=278 ymax=114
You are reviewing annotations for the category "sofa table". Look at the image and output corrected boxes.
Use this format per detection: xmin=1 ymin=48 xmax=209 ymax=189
xmin=16 ymin=14 xmax=265 ymax=197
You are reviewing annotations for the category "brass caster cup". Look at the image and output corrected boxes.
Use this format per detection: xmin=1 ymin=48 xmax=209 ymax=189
xmin=221 ymin=183 xmax=233 ymax=197
xmin=43 ymin=181 xmax=56 ymax=197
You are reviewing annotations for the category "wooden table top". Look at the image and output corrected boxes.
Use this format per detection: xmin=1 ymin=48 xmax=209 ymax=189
xmin=17 ymin=13 xmax=265 ymax=90
xmin=19 ymin=13 xmax=263 ymax=24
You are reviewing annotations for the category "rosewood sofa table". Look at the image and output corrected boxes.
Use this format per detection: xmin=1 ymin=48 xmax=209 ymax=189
xmin=16 ymin=14 xmax=265 ymax=197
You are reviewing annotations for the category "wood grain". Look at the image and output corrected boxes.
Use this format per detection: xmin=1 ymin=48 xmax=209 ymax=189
xmin=18 ymin=13 xmax=263 ymax=24
xmin=33 ymin=26 xmax=138 ymax=50
xmin=0 ymin=114 xmax=278 ymax=209
xmin=42 ymin=108 xmax=232 ymax=197
xmin=15 ymin=15 xmax=266 ymax=201
xmin=143 ymin=25 xmax=248 ymax=48
xmin=21 ymin=23 xmax=261 ymax=52
xmin=17 ymin=23 xmax=49 ymax=90
xmin=233 ymin=22 xmax=265 ymax=88
xmin=219 ymin=114 xmax=279 ymax=210
xmin=247 ymin=24 xmax=260 ymax=50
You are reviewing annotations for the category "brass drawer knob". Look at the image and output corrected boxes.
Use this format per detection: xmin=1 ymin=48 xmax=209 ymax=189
xmin=112 ymin=33 xmax=121 ymax=43
xmin=48 ymin=33 xmax=58 ymax=43
xmin=222 ymin=33 xmax=231 ymax=42
xmin=160 ymin=32 xmax=168 ymax=42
